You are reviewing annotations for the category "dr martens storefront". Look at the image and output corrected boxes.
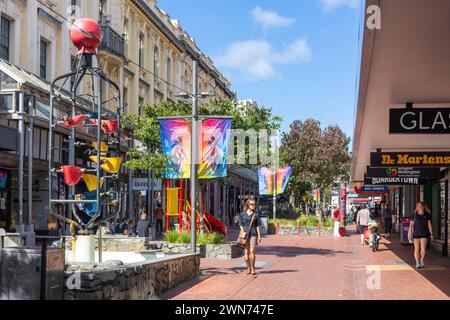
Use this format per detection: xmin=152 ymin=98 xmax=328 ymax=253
xmin=352 ymin=0 xmax=450 ymax=257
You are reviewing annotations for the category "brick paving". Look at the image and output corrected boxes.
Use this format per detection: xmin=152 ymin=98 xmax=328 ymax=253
xmin=160 ymin=225 xmax=450 ymax=300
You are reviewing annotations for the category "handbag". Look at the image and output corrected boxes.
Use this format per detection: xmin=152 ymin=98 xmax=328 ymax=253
xmin=237 ymin=212 xmax=256 ymax=246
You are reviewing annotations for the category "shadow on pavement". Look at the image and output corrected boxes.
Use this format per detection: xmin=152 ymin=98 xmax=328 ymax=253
xmin=259 ymin=246 xmax=348 ymax=257
xmin=383 ymin=233 xmax=450 ymax=297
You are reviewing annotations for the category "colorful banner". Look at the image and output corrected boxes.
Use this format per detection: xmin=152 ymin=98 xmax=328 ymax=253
xmin=277 ymin=166 xmax=292 ymax=194
xmin=258 ymin=167 xmax=274 ymax=195
xmin=159 ymin=119 xmax=191 ymax=179
xmin=198 ymin=119 xmax=232 ymax=179
xmin=258 ymin=166 xmax=292 ymax=195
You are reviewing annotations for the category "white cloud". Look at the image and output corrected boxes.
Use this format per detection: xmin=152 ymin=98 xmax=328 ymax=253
xmin=318 ymin=0 xmax=360 ymax=12
xmin=251 ymin=6 xmax=296 ymax=28
xmin=215 ymin=39 xmax=312 ymax=80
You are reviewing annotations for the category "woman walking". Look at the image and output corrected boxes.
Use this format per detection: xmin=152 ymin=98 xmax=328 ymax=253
xmin=408 ymin=201 xmax=434 ymax=269
xmin=239 ymin=199 xmax=261 ymax=275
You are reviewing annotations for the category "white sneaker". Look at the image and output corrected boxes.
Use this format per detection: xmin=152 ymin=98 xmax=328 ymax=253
xmin=420 ymin=260 xmax=425 ymax=268
xmin=416 ymin=262 xmax=421 ymax=269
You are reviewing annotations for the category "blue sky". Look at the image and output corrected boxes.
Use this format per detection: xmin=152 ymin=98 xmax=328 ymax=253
xmin=158 ymin=0 xmax=363 ymax=140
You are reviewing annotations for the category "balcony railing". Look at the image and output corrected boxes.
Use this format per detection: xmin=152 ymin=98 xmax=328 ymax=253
xmin=99 ymin=26 xmax=125 ymax=59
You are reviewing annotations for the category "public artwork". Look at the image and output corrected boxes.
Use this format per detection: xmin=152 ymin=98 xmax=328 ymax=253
xmin=159 ymin=119 xmax=191 ymax=179
xmin=259 ymin=167 xmax=275 ymax=195
xmin=276 ymin=166 xmax=292 ymax=194
xmin=198 ymin=119 xmax=233 ymax=179
xmin=259 ymin=166 xmax=292 ymax=195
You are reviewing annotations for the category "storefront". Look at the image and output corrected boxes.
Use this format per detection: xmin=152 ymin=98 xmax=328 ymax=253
xmin=352 ymin=0 xmax=450 ymax=256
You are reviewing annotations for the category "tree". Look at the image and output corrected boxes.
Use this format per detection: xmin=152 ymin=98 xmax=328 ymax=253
xmin=280 ymin=119 xmax=351 ymax=205
xmin=121 ymin=99 xmax=282 ymax=177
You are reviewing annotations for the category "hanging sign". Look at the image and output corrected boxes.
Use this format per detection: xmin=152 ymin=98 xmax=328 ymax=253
xmin=198 ymin=118 xmax=233 ymax=179
xmin=389 ymin=108 xmax=450 ymax=134
xmin=366 ymin=166 xmax=441 ymax=180
xmin=131 ymin=178 xmax=162 ymax=191
xmin=370 ymin=152 xmax=450 ymax=167
xmin=159 ymin=119 xmax=191 ymax=179
xmin=364 ymin=176 xmax=423 ymax=185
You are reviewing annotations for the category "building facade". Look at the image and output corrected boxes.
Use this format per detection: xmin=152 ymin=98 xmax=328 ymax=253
xmin=352 ymin=0 xmax=449 ymax=257
xmin=0 ymin=0 xmax=234 ymax=235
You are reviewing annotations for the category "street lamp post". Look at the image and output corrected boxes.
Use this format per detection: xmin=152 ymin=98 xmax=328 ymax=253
xmin=190 ymin=60 xmax=199 ymax=253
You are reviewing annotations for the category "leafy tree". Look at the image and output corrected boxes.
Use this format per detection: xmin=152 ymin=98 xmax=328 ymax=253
xmin=280 ymin=119 xmax=351 ymax=205
xmin=121 ymin=99 xmax=282 ymax=177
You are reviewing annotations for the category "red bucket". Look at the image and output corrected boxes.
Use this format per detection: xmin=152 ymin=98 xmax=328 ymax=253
xmin=61 ymin=165 xmax=83 ymax=186
xmin=101 ymin=120 xmax=118 ymax=134
xmin=63 ymin=115 xmax=87 ymax=128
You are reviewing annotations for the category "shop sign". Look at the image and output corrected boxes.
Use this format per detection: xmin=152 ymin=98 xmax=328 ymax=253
xmin=131 ymin=178 xmax=161 ymax=191
xmin=390 ymin=108 xmax=450 ymax=134
xmin=358 ymin=186 xmax=389 ymax=193
xmin=366 ymin=166 xmax=441 ymax=180
xmin=364 ymin=176 xmax=423 ymax=185
xmin=370 ymin=152 xmax=450 ymax=167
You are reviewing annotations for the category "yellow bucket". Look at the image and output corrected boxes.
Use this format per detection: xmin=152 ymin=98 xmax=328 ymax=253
xmin=82 ymin=174 xmax=104 ymax=191
xmin=89 ymin=156 xmax=122 ymax=173
xmin=91 ymin=141 xmax=108 ymax=155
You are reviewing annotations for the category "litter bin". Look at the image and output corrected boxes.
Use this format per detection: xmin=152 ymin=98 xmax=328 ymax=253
xmin=400 ymin=217 xmax=412 ymax=245
xmin=0 ymin=241 xmax=64 ymax=300
xmin=259 ymin=216 xmax=269 ymax=235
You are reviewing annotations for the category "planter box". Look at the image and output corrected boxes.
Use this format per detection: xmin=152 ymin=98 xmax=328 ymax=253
xmin=64 ymin=253 xmax=200 ymax=300
xmin=204 ymin=243 xmax=243 ymax=259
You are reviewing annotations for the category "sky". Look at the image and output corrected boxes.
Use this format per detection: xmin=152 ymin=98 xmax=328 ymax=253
xmin=158 ymin=0 xmax=363 ymax=140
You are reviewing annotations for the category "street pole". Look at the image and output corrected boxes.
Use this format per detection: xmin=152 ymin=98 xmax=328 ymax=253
xmin=273 ymin=167 xmax=276 ymax=220
xmin=190 ymin=60 xmax=198 ymax=253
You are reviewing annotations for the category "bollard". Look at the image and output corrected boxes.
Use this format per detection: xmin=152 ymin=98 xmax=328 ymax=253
xmin=318 ymin=223 xmax=321 ymax=237
xmin=297 ymin=222 xmax=300 ymax=235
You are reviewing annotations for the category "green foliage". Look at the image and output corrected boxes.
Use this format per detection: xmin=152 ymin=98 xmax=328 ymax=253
xmin=280 ymin=119 xmax=351 ymax=201
xmin=165 ymin=230 xmax=179 ymax=243
xmin=122 ymin=99 xmax=283 ymax=173
xmin=178 ymin=231 xmax=191 ymax=244
xmin=165 ymin=230 xmax=225 ymax=244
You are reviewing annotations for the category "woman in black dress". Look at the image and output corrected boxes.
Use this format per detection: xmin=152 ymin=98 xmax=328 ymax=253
xmin=408 ymin=201 xmax=434 ymax=269
xmin=239 ymin=199 xmax=261 ymax=275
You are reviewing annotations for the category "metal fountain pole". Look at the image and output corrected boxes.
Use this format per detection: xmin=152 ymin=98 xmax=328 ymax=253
xmin=190 ymin=60 xmax=198 ymax=253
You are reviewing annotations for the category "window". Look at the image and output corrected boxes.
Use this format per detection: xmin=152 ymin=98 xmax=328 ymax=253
xmin=40 ymin=39 xmax=48 ymax=80
xmin=166 ymin=57 xmax=171 ymax=83
xmin=0 ymin=17 xmax=10 ymax=61
xmin=99 ymin=0 xmax=106 ymax=22
xmin=139 ymin=33 xmax=144 ymax=67
xmin=71 ymin=0 xmax=78 ymax=17
xmin=122 ymin=87 xmax=128 ymax=115
xmin=138 ymin=96 xmax=144 ymax=115
xmin=153 ymin=46 xmax=159 ymax=76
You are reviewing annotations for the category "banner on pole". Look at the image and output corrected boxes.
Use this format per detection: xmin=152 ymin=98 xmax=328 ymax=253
xmin=276 ymin=166 xmax=292 ymax=194
xmin=198 ymin=118 xmax=232 ymax=179
xmin=159 ymin=119 xmax=191 ymax=179
xmin=258 ymin=166 xmax=292 ymax=195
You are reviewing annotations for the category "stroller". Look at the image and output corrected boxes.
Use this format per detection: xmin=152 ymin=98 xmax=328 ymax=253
xmin=364 ymin=223 xmax=381 ymax=252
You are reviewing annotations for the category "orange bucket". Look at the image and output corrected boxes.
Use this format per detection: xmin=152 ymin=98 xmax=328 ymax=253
xmin=61 ymin=165 xmax=83 ymax=186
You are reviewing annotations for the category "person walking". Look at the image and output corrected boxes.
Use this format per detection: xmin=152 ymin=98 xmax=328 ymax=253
xmin=137 ymin=213 xmax=150 ymax=237
xmin=408 ymin=201 xmax=433 ymax=269
xmin=155 ymin=205 xmax=164 ymax=236
xmin=357 ymin=205 xmax=370 ymax=245
xmin=239 ymin=199 xmax=261 ymax=275
xmin=383 ymin=203 xmax=393 ymax=237
xmin=333 ymin=205 xmax=341 ymax=237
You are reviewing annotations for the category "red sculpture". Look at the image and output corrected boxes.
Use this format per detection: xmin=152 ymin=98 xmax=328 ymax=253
xmin=70 ymin=18 xmax=103 ymax=54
